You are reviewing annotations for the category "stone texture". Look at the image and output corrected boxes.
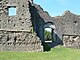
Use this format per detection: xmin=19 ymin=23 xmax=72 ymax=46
xmin=0 ymin=30 xmax=42 ymax=52
xmin=0 ymin=0 xmax=43 ymax=52
xmin=1 ymin=0 xmax=80 ymax=51
xmin=55 ymin=10 xmax=80 ymax=49
xmin=63 ymin=35 xmax=80 ymax=49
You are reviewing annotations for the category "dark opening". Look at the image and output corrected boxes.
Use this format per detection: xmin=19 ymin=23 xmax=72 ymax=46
xmin=22 ymin=5 xmax=24 ymax=7
xmin=7 ymin=35 xmax=9 ymax=41
xmin=0 ymin=0 xmax=2 ymax=1
xmin=14 ymin=24 xmax=16 ymax=27
xmin=14 ymin=36 xmax=17 ymax=46
xmin=42 ymin=42 xmax=51 ymax=51
xmin=74 ymin=21 xmax=77 ymax=24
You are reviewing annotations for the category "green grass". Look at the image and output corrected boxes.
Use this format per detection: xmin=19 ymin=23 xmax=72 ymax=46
xmin=0 ymin=46 xmax=80 ymax=60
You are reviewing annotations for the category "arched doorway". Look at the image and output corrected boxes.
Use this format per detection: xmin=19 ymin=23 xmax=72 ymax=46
xmin=44 ymin=28 xmax=53 ymax=42
xmin=43 ymin=22 xmax=56 ymax=51
xmin=44 ymin=22 xmax=56 ymax=43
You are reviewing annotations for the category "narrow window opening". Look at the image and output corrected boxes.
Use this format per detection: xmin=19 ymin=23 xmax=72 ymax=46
xmin=14 ymin=36 xmax=16 ymax=46
xmin=8 ymin=6 xmax=16 ymax=16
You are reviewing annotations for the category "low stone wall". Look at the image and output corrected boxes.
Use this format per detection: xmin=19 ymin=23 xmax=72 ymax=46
xmin=63 ymin=35 xmax=80 ymax=49
xmin=0 ymin=30 xmax=43 ymax=52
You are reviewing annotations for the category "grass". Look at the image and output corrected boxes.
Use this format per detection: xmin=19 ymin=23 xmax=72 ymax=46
xmin=0 ymin=46 xmax=80 ymax=60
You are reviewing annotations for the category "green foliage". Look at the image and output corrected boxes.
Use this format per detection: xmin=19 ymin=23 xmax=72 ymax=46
xmin=44 ymin=30 xmax=52 ymax=41
xmin=31 ymin=26 xmax=34 ymax=33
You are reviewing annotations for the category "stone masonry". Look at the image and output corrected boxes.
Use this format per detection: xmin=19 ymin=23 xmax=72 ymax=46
xmin=55 ymin=10 xmax=80 ymax=49
xmin=0 ymin=0 xmax=43 ymax=52
xmin=0 ymin=0 xmax=80 ymax=51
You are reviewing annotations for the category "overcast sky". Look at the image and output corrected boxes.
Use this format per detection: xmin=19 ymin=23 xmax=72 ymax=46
xmin=33 ymin=0 xmax=80 ymax=17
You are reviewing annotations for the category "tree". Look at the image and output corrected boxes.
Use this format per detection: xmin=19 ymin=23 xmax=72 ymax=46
xmin=44 ymin=30 xmax=52 ymax=41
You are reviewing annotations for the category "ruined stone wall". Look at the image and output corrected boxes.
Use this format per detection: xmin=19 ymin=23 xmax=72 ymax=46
xmin=1 ymin=0 xmax=80 ymax=50
xmin=63 ymin=35 xmax=80 ymax=49
xmin=0 ymin=30 xmax=42 ymax=52
xmin=55 ymin=10 xmax=80 ymax=49
xmin=0 ymin=0 xmax=43 ymax=52
xmin=0 ymin=0 xmax=32 ymax=30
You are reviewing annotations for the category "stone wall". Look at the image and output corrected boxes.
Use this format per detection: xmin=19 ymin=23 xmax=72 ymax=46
xmin=0 ymin=0 xmax=32 ymax=31
xmin=0 ymin=30 xmax=42 ymax=52
xmin=63 ymin=35 xmax=80 ymax=49
xmin=1 ymin=0 xmax=80 ymax=51
xmin=0 ymin=0 xmax=43 ymax=52
xmin=55 ymin=10 xmax=80 ymax=49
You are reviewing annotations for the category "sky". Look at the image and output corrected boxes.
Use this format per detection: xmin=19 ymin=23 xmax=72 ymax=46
xmin=45 ymin=28 xmax=52 ymax=32
xmin=9 ymin=7 xmax=16 ymax=16
xmin=33 ymin=0 xmax=80 ymax=17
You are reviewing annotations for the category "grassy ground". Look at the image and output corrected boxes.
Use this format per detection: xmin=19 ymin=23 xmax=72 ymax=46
xmin=0 ymin=46 xmax=80 ymax=60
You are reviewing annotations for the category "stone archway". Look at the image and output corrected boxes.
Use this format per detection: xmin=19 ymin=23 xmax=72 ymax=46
xmin=44 ymin=27 xmax=53 ymax=42
xmin=43 ymin=22 xmax=56 ymax=43
xmin=43 ymin=22 xmax=56 ymax=51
